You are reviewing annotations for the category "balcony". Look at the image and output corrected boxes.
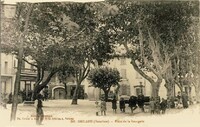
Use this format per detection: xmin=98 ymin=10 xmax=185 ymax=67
xmin=1 ymin=67 xmax=37 ymax=81
xmin=1 ymin=68 xmax=15 ymax=76
xmin=21 ymin=68 xmax=37 ymax=74
xmin=20 ymin=68 xmax=37 ymax=81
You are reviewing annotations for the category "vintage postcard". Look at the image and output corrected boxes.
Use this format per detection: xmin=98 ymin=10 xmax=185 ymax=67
xmin=0 ymin=0 xmax=200 ymax=127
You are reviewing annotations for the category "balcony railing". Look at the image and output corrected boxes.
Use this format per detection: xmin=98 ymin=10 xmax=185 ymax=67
xmin=21 ymin=68 xmax=37 ymax=74
xmin=1 ymin=68 xmax=15 ymax=76
xmin=1 ymin=67 xmax=37 ymax=76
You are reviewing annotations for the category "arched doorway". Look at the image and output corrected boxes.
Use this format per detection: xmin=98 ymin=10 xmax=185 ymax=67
xmin=52 ymin=86 xmax=66 ymax=99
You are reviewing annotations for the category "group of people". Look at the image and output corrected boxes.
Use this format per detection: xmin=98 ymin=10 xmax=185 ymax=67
xmin=119 ymin=93 xmax=146 ymax=113
xmin=117 ymin=96 xmax=140 ymax=113
xmin=111 ymin=93 xmax=146 ymax=114
xmin=95 ymin=99 xmax=107 ymax=116
xmin=95 ymin=93 xmax=169 ymax=115
xmin=36 ymin=91 xmax=190 ymax=125
xmin=149 ymin=97 xmax=167 ymax=114
xmin=175 ymin=91 xmax=189 ymax=109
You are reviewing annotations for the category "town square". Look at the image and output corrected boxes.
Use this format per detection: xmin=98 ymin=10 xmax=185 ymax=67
xmin=0 ymin=0 xmax=200 ymax=127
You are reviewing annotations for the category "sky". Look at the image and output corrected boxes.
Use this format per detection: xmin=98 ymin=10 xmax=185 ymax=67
xmin=2 ymin=0 xmax=105 ymax=4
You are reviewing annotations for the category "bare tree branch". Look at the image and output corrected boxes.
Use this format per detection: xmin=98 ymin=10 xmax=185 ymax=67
xmin=22 ymin=57 xmax=37 ymax=67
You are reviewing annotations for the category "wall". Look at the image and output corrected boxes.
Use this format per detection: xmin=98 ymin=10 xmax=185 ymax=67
xmin=1 ymin=53 xmax=16 ymax=98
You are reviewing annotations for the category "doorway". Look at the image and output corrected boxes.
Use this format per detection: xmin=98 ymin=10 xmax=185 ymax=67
xmin=54 ymin=88 xmax=66 ymax=99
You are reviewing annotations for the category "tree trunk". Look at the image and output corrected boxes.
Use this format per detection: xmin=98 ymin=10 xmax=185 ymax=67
xmin=71 ymin=63 xmax=90 ymax=104
xmin=32 ymin=70 xmax=58 ymax=100
xmin=130 ymin=59 xmax=163 ymax=98
xmin=71 ymin=82 xmax=81 ymax=105
xmin=114 ymin=83 xmax=120 ymax=100
xmin=64 ymin=83 xmax=67 ymax=99
xmin=32 ymin=84 xmax=42 ymax=101
xmin=10 ymin=52 xmax=22 ymax=121
xmin=195 ymin=91 xmax=200 ymax=103
xmin=194 ymin=85 xmax=200 ymax=103
xmin=177 ymin=84 xmax=183 ymax=94
xmin=165 ymin=80 xmax=175 ymax=99
xmin=104 ymin=90 xmax=109 ymax=102
xmin=151 ymin=80 xmax=162 ymax=98
xmin=32 ymin=80 xmax=54 ymax=101
xmin=10 ymin=4 xmax=34 ymax=121
xmin=151 ymin=84 xmax=159 ymax=98
xmin=31 ymin=67 xmax=44 ymax=100
xmin=31 ymin=81 xmax=40 ymax=101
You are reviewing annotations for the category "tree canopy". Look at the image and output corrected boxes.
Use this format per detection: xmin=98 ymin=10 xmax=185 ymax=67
xmin=104 ymin=0 xmax=199 ymax=98
xmin=87 ymin=67 xmax=121 ymax=101
xmin=2 ymin=0 xmax=200 ymax=101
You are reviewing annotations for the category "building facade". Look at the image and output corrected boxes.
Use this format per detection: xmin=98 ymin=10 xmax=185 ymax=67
xmin=1 ymin=54 xmax=196 ymax=102
xmin=1 ymin=54 xmax=16 ymax=99
xmin=0 ymin=53 xmax=37 ymax=101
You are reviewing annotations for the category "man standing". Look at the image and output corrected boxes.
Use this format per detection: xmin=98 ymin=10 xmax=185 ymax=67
xmin=137 ymin=92 xmax=145 ymax=112
xmin=160 ymin=98 xmax=167 ymax=114
xmin=36 ymin=94 xmax=44 ymax=125
xmin=119 ymin=98 xmax=126 ymax=112
xmin=129 ymin=96 xmax=137 ymax=113
xmin=182 ymin=92 xmax=189 ymax=108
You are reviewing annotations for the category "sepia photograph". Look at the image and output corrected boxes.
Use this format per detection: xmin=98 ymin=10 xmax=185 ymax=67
xmin=0 ymin=0 xmax=200 ymax=127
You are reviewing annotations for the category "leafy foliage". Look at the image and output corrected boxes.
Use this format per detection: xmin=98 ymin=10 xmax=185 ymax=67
xmin=87 ymin=67 xmax=121 ymax=90
xmin=103 ymin=1 xmax=199 ymax=97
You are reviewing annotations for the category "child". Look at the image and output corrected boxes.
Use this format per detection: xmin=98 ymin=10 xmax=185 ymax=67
xmin=149 ymin=97 xmax=155 ymax=114
xmin=95 ymin=101 xmax=100 ymax=116
xmin=100 ymin=100 xmax=107 ymax=116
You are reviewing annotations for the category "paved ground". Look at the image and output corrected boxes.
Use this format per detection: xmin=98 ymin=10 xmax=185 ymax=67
xmin=1 ymin=100 xmax=200 ymax=127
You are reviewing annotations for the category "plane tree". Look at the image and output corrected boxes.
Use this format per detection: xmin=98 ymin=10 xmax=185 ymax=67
xmin=105 ymin=0 xmax=198 ymax=98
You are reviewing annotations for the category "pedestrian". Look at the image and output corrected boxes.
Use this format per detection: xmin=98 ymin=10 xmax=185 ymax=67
xmin=112 ymin=97 xmax=117 ymax=113
xmin=119 ymin=98 xmax=126 ymax=112
xmin=149 ymin=97 xmax=155 ymax=114
xmin=160 ymin=98 xmax=167 ymax=114
xmin=137 ymin=92 xmax=145 ymax=112
xmin=129 ymin=96 xmax=137 ymax=113
xmin=100 ymin=100 xmax=107 ymax=116
xmin=155 ymin=99 xmax=161 ymax=114
xmin=177 ymin=91 xmax=182 ymax=104
xmin=95 ymin=101 xmax=100 ymax=116
xmin=35 ymin=94 xmax=44 ymax=125
xmin=182 ymin=92 xmax=189 ymax=108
